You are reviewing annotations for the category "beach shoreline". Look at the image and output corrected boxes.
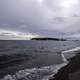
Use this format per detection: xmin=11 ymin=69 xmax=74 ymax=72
xmin=49 ymin=53 xmax=80 ymax=80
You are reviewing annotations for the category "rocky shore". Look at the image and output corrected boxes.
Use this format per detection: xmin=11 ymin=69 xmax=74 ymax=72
xmin=49 ymin=53 xmax=80 ymax=80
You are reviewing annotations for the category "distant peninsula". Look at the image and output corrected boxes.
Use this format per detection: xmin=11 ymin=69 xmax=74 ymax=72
xmin=31 ymin=37 xmax=66 ymax=41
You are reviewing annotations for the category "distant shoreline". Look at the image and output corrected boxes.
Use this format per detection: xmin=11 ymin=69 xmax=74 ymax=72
xmin=31 ymin=37 xmax=67 ymax=41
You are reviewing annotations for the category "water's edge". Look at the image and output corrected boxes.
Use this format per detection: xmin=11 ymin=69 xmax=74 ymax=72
xmin=0 ymin=53 xmax=68 ymax=80
xmin=0 ymin=63 xmax=68 ymax=80
xmin=50 ymin=47 xmax=80 ymax=80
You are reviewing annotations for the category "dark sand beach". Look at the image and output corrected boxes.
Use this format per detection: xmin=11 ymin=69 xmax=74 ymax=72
xmin=49 ymin=53 xmax=80 ymax=80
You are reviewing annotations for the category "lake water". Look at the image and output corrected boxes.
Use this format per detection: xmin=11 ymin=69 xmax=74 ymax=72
xmin=0 ymin=40 xmax=80 ymax=80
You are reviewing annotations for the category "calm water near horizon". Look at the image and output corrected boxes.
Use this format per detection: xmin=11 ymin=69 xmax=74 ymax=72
xmin=0 ymin=40 xmax=80 ymax=80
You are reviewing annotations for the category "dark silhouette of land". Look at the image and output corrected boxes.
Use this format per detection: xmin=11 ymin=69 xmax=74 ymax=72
xmin=31 ymin=37 xmax=66 ymax=41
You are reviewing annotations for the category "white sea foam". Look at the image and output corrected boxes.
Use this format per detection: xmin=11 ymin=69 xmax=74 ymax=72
xmin=61 ymin=53 xmax=68 ymax=62
xmin=62 ymin=47 xmax=80 ymax=59
xmin=0 ymin=49 xmax=71 ymax=80
xmin=0 ymin=62 xmax=68 ymax=80
xmin=62 ymin=47 xmax=80 ymax=54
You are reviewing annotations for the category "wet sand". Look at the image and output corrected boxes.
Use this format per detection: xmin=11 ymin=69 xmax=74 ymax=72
xmin=49 ymin=53 xmax=80 ymax=80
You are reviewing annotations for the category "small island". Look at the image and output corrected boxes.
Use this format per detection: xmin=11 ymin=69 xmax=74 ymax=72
xmin=31 ymin=37 xmax=67 ymax=41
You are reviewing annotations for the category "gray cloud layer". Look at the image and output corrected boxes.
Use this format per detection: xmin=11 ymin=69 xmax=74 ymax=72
xmin=0 ymin=0 xmax=80 ymax=39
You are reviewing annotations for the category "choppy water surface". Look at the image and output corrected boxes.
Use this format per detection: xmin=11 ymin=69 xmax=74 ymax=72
xmin=0 ymin=40 xmax=80 ymax=80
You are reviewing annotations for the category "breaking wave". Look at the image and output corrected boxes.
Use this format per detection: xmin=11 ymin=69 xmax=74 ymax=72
xmin=1 ymin=53 xmax=68 ymax=80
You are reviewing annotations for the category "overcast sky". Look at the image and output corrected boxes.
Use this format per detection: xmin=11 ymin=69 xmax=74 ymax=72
xmin=0 ymin=0 xmax=80 ymax=39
